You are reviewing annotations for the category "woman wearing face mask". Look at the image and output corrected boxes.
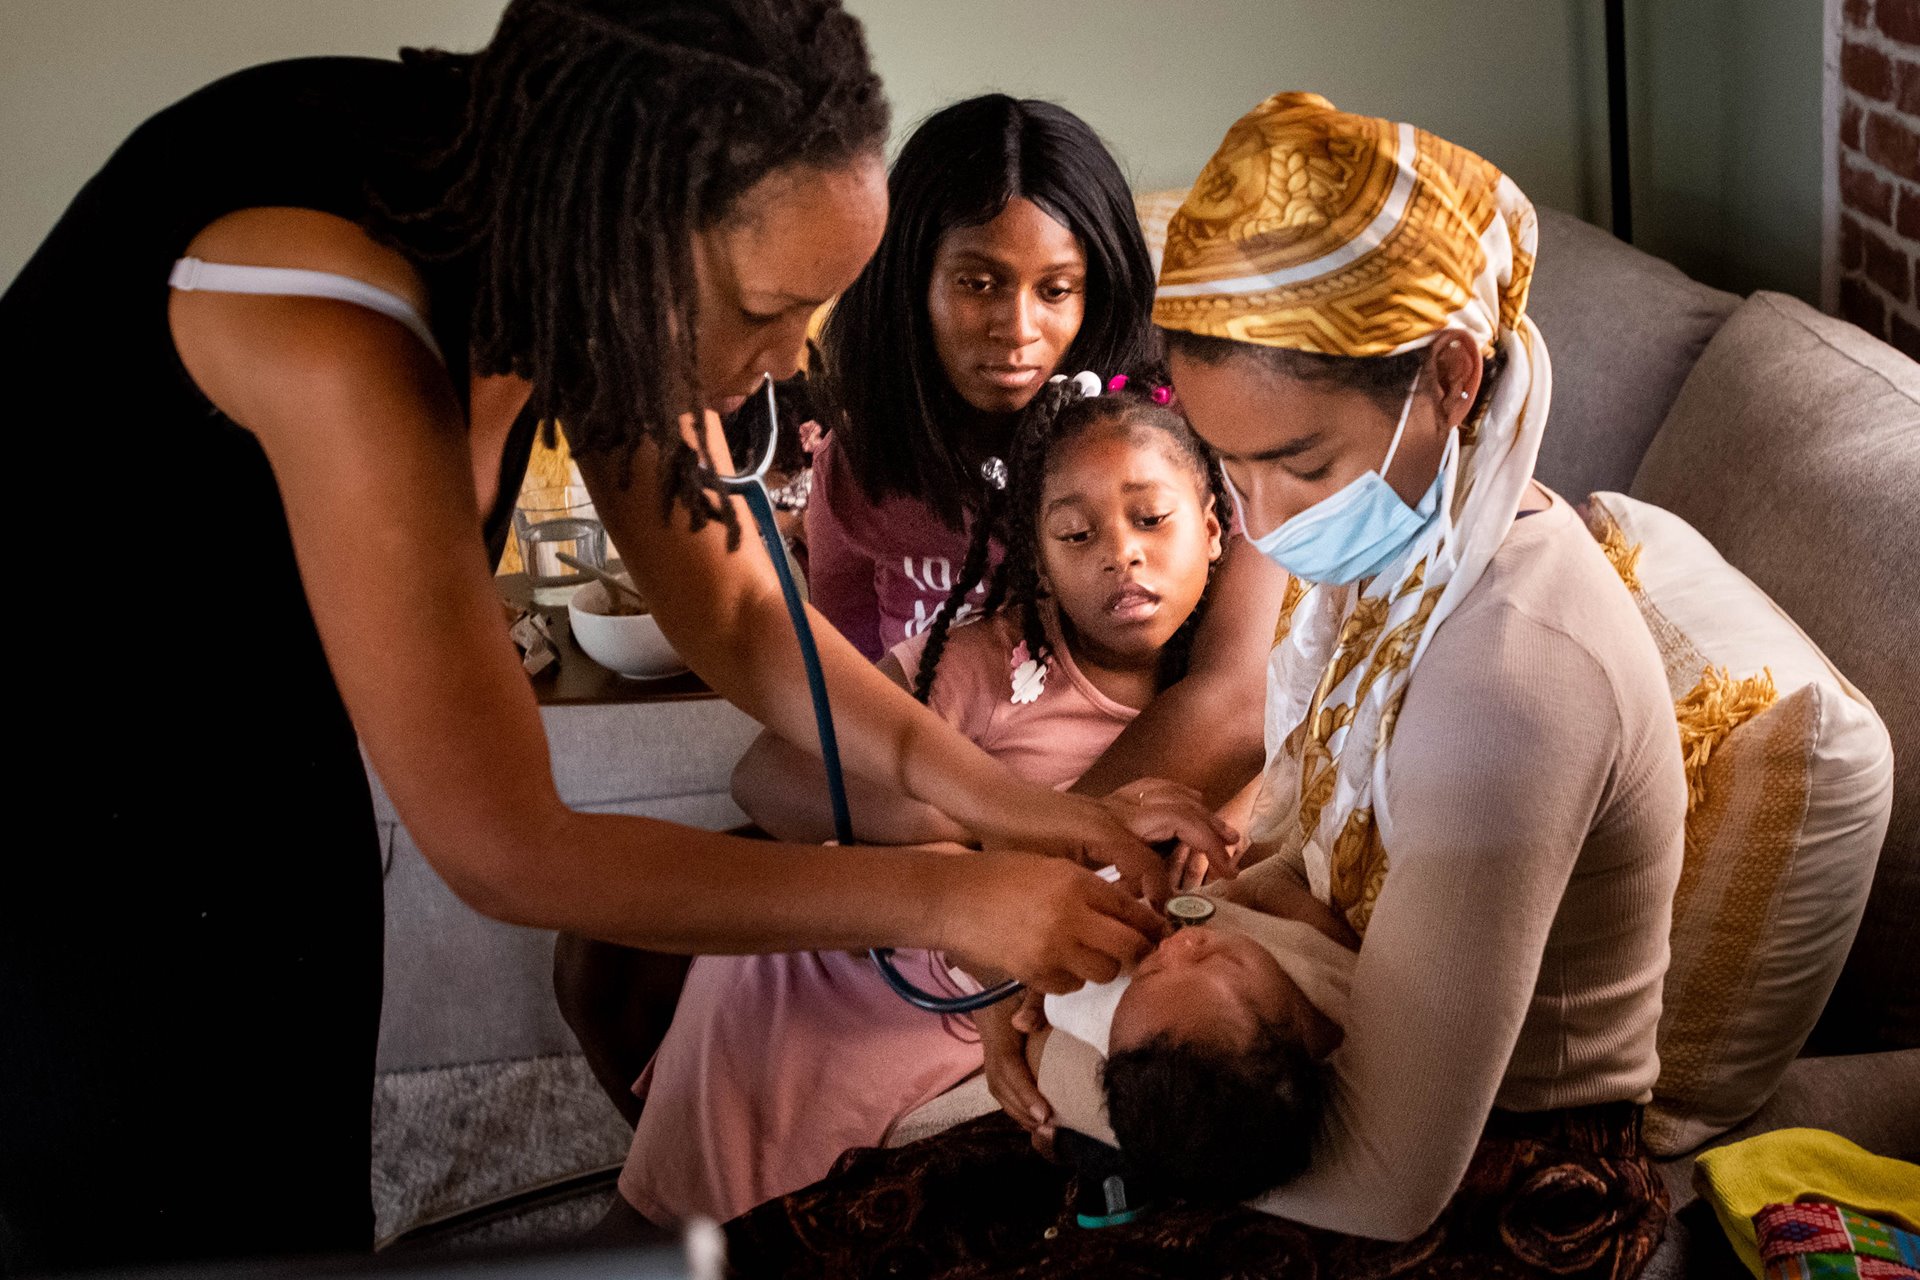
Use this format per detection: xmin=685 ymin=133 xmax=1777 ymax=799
xmin=0 ymin=7 xmax=1226 ymax=1272
xmin=723 ymin=94 xmax=1686 ymax=1280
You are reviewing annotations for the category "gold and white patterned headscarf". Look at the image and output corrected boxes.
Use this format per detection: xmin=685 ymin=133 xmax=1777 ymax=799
xmin=1156 ymin=93 xmax=1553 ymax=935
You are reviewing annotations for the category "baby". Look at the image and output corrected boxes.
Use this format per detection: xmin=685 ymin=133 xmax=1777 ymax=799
xmin=1030 ymin=856 xmax=1359 ymax=1203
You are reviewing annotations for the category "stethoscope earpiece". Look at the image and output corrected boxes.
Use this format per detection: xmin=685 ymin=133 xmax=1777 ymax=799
xmin=711 ymin=372 xmax=781 ymax=491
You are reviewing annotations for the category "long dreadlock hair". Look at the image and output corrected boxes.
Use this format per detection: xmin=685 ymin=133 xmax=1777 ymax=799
xmin=912 ymin=371 xmax=1230 ymax=705
xmin=372 ymin=0 xmax=888 ymax=546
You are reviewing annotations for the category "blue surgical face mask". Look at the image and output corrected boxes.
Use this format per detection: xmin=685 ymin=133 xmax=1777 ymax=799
xmin=1227 ymin=374 xmax=1451 ymax=586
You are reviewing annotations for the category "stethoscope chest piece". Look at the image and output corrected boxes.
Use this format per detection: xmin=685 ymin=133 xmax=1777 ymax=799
xmin=1164 ymin=894 xmax=1216 ymax=929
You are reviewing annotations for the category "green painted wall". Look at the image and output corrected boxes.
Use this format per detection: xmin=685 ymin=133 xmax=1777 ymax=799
xmin=845 ymin=0 xmax=1605 ymax=211
xmin=0 ymin=1 xmax=501 ymax=287
xmin=1627 ymin=0 xmax=1827 ymax=301
xmin=1 ymin=0 xmax=1822 ymax=300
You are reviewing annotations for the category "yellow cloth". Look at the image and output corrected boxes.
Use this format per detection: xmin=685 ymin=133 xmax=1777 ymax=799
xmin=1693 ymin=1128 xmax=1920 ymax=1277
xmin=1154 ymin=91 xmax=1535 ymax=358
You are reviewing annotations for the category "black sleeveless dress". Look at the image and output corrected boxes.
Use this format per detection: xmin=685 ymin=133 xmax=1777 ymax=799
xmin=0 ymin=57 xmax=535 ymax=1273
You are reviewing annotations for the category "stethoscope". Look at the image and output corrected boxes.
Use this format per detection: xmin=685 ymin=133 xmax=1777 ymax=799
xmin=708 ymin=374 xmax=1021 ymax=1014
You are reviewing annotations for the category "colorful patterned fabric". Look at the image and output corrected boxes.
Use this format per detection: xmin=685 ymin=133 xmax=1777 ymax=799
xmin=1160 ymin=94 xmax=1554 ymax=935
xmin=1756 ymin=1200 xmax=1920 ymax=1278
xmin=724 ymin=1103 xmax=1669 ymax=1279
xmin=1695 ymin=1128 xmax=1920 ymax=1275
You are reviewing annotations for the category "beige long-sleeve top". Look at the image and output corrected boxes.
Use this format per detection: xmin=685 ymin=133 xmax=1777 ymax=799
xmin=1249 ymin=495 xmax=1686 ymax=1240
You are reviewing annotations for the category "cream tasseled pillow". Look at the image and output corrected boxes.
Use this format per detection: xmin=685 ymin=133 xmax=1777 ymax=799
xmin=1584 ymin=492 xmax=1894 ymax=1156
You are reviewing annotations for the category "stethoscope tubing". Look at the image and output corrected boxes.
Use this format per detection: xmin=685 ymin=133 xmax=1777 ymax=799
xmin=712 ymin=377 xmax=1021 ymax=1015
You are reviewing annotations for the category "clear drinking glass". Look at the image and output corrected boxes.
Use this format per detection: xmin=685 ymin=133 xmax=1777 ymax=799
xmin=512 ymin=486 xmax=606 ymax=606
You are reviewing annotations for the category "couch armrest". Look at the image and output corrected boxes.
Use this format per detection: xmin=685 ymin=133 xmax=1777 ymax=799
xmin=373 ymin=698 xmax=761 ymax=1073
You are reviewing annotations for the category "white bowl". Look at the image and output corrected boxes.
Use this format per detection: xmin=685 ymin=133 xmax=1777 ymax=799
xmin=567 ymin=579 xmax=689 ymax=680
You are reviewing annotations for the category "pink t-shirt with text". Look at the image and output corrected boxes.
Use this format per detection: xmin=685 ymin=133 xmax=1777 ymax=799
xmin=803 ymin=430 xmax=1001 ymax=660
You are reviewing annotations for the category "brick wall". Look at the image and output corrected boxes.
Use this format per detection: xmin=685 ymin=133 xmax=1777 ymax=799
xmin=1838 ymin=0 xmax=1920 ymax=356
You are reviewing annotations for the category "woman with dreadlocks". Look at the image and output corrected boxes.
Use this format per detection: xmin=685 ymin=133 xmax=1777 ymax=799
xmin=0 ymin=4 xmax=1210 ymax=1272
xmin=618 ymin=369 xmax=1230 ymax=1230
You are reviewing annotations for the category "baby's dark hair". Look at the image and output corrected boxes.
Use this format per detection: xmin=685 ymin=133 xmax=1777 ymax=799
xmin=912 ymin=371 xmax=1229 ymax=704
xmin=374 ymin=0 xmax=888 ymax=548
xmin=1101 ymin=1020 xmax=1323 ymax=1203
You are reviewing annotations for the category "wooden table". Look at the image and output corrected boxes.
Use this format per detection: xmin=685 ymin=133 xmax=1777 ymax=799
xmin=496 ymin=572 xmax=716 ymax=706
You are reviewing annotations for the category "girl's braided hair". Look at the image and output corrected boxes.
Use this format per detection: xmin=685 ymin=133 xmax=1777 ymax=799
xmin=912 ymin=371 xmax=1229 ymax=705
xmin=374 ymin=0 xmax=888 ymax=546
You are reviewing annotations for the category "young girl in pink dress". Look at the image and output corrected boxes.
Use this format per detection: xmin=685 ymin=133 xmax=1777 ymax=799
xmin=614 ymin=372 xmax=1231 ymax=1227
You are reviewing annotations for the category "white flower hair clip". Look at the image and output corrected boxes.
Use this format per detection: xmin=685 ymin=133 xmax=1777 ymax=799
xmin=1046 ymin=370 xmax=1106 ymax=399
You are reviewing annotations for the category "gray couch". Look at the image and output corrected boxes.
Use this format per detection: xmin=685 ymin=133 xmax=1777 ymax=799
xmin=1529 ymin=211 xmax=1918 ymax=1062
xmin=372 ymin=700 xmax=760 ymax=1074
xmin=370 ymin=206 xmax=1919 ymax=1266
xmin=1522 ymin=208 xmax=1920 ymax=1275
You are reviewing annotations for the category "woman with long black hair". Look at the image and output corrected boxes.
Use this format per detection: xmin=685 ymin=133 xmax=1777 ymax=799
xmin=0 ymin=5 xmax=1209 ymax=1272
xmin=805 ymin=94 xmax=1158 ymax=659
xmin=766 ymin=93 xmax=1283 ymax=835
xmin=556 ymin=93 xmax=1278 ymax=1144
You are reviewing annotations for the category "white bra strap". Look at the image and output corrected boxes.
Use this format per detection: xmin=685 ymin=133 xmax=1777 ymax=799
xmin=169 ymin=257 xmax=444 ymax=365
